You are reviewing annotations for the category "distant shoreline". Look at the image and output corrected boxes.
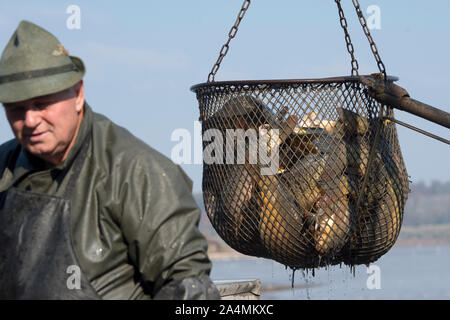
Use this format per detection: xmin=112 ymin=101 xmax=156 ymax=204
xmin=205 ymin=223 xmax=450 ymax=261
xmin=207 ymin=238 xmax=450 ymax=262
xmin=395 ymin=238 xmax=450 ymax=247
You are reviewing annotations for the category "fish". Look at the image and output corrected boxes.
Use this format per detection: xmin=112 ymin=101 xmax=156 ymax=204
xmin=312 ymin=192 xmax=352 ymax=257
xmin=282 ymin=153 xmax=326 ymax=212
xmin=316 ymin=134 xmax=347 ymax=183
xmin=298 ymin=111 xmax=336 ymax=133
xmin=279 ymin=132 xmax=320 ymax=169
xmin=344 ymin=172 xmax=361 ymax=201
xmin=350 ymin=176 xmax=401 ymax=258
xmin=378 ymin=179 xmax=402 ymax=245
xmin=344 ymin=137 xmax=407 ymax=264
xmin=336 ymin=108 xmax=369 ymax=137
xmin=260 ymin=124 xmax=282 ymax=156
xmin=257 ymin=174 xmax=305 ymax=259
xmin=214 ymin=95 xmax=275 ymax=130
xmin=203 ymin=163 xmax=259 ymax=244
xmin=344 ymin=136 xmax=370 ymax=176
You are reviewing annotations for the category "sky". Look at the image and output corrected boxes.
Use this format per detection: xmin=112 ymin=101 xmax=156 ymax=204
xmin=0 ymin=0 xmax=449 ymax=193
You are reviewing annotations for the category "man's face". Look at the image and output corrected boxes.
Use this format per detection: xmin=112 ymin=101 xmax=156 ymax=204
xmin=3 ymin=81 xmax=84 ymax=165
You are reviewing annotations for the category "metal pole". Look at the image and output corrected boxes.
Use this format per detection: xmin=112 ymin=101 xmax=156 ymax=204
xmin=396 ymin=97 xmax=450 ymax=129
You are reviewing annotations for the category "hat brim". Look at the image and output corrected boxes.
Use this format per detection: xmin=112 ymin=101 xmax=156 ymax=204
xmin=0 ymin=56 xmax=85 ymax=104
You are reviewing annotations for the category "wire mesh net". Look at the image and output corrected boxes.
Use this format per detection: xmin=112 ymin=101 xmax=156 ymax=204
xmin=192 ymin=76 xmax=409 ymax=269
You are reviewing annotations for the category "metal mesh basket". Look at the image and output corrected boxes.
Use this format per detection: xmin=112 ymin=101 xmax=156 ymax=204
xmin=192 ymin=76 xmax=409 ymax=269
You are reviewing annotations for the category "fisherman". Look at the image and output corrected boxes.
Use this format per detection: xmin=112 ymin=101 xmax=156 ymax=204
xmin=0 ymin=20 xmax=220 ymax=300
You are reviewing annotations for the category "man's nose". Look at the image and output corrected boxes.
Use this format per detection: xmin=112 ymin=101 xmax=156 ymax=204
xmin=23 ymin=108 xmax=42 ymax=128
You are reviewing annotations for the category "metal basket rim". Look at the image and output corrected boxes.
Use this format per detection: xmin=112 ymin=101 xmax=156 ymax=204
xmin=190 ymin=75 xmax=399 ymax=92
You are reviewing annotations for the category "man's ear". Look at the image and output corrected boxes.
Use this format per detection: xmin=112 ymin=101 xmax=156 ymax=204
xmin=74 ymin=80 xmax=85 ymax=113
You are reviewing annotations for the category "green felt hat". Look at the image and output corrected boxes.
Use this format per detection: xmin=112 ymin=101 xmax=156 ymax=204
xmin=0 ymin=20 xmax=85 ymax=103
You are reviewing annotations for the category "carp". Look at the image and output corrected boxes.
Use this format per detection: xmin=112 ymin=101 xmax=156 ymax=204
xmin=336 ymin=107 xmax=369 ymax=137
xmin=214 ymin=95 xmax=275 ymax=130
xmin=257 ymin=175 xmax=305 ymax=258
xmin=312 ymin=192 xmax=353 ymax=257
xmin=282 ymin=153 xmax=326 ymax=212
xmin=344 ymin=136 xmax=370 ymax=176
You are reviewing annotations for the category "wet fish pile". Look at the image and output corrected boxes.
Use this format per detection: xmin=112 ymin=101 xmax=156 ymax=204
xmin=202 ymin=95 xmax=409 ymax=268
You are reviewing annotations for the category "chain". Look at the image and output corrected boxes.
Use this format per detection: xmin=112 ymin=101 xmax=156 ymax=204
xmin=207 ymin=0 xmax=251 ymax=83
xmin=335 ymin=0 xmax=359 ymax=76
xmin=352 ymin=0 xmax=387 ymax=79
xmin=206 ymin=0 xmax=386 ymax=81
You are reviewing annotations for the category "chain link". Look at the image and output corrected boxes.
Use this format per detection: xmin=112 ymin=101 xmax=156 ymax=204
xmin=207 ymin=0 xmax=251 ymax=83
xmin=352 ymin=0 xmax=387 ymax=79
xmin=207 ymin=0 xmax=386 ymax=81
xmin=335 ymin=0 xmax=359 ymax=76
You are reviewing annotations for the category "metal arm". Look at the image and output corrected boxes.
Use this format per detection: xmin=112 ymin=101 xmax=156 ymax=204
xmin=360 ymin=76 xmax=450 ymax=129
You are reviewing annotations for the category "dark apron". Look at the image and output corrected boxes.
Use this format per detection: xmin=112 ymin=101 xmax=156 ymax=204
xmin=0 ymin=135 xmax=100 ymax=299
